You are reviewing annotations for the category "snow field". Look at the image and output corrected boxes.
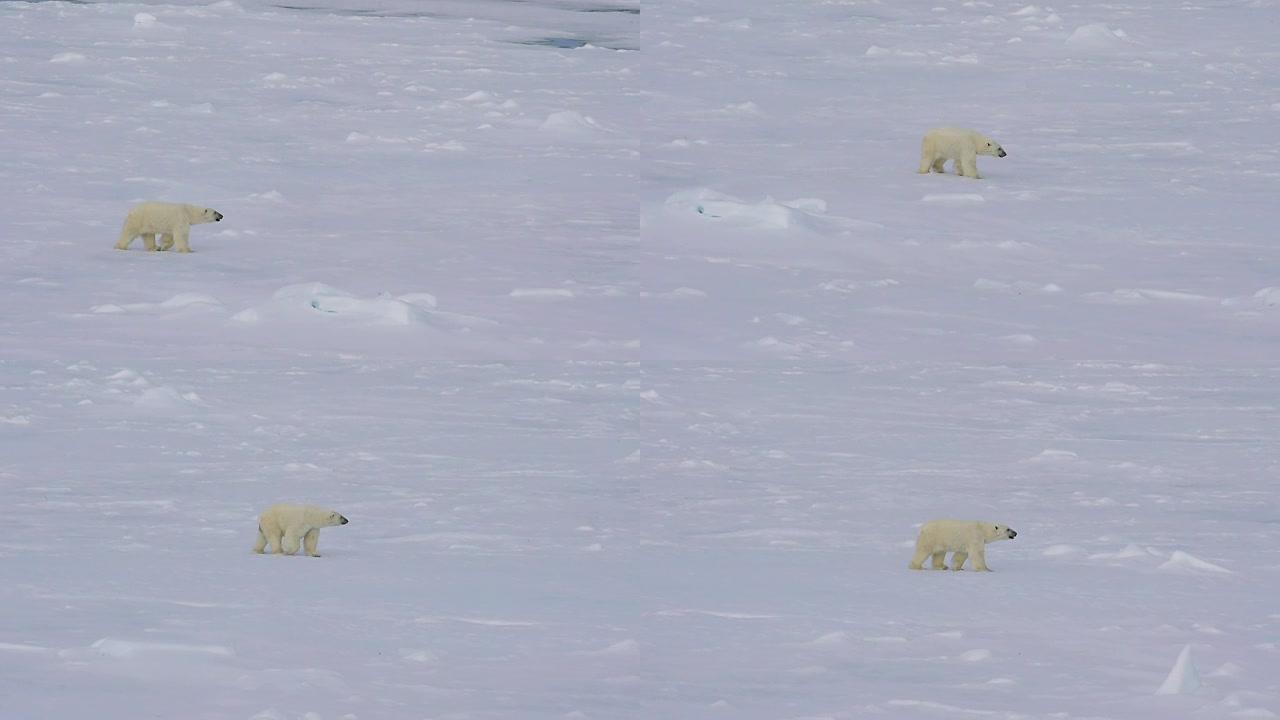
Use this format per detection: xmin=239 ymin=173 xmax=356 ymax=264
xmin=636 ymin=0 xmax=1280 ymax=717
xmin=2 ymin=0 xmax=1279 ymax=718
xmin=3 ymin=1 xmax=643 ymax=719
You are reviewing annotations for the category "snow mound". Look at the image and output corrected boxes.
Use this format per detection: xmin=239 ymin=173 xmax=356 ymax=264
xmin=1084 ymin=288 xmax=1216 ymax=305
xmin=134 ymin=386 xmax=206 ymax=411
xmin=91 ymin=293 xmax=222 ymax=315
xmin=1208 ymin=662 xmax=1243 ymax=678
xmin=1251 ymin=287 xmax=1280 ymax=306
xmin=400 ymin=649 xmax=439 ymax=663
xmin=1155 ymin=644 xmax=1201 ymax=695
xmin=1042 ymin=544 xmax=1082 ymax=557
xmin=805 ymin=631 xmax=850 ymax=647
xmin=107 ymin=368 xmax=148 ymax=386
xmin=1088 ymin=544 xmax=1157 ymax=561
xmin=397 ymin=292 xmax=438 ymax=308
xmin=510 ymin=288 xmax=575 ymax=300
xmin=1158 ymin=551 xmax=1232 ymax=575
xmin=232 ymin=283 xmax=442 ymax=327
xmin=1002 ymin=334 xmax=1038 ymax=346
xmin=864 ymin=45 xmax=927 ymax=59
xmin=1223 ymin=286 xmax=1280 ymax=311
xmin=539 ymin=110 xmax=607 ymax=135
xmin=586 ymin=639 xmax=640 ymax=656
xmin=90 ymin=638 xmax=234 ymax=659
xmin=1026 ymin=448 xmax=1078 ymax=463
xmin=665 ymin=188 xmax=870 ymax=232
xmin=923 ymin=193 xmax=985 ymax=204
xmin=1066 ymin=24 xmax=1131 ymax=51
xmin=248 ymin=190 xmax=285 ymax=203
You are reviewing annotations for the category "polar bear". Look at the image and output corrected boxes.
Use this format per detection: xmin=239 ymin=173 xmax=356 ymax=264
xmin=917 ymin=127 xmax=1007 ymax=179
xmin=909 ymin=519 xmax=1017 ymax=572
xmin=253 ymin=504 xmax=349 ymax=557
xmin=114 ymin=202 xmax=223 ymax=253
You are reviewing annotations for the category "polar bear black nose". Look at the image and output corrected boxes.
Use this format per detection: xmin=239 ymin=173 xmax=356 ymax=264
xmin=340 ymin=516 xmax=349 ymax=524
xmin=213 ymin=212 xmax=223 ymax=221
xmin=1008 ymin=529 xmax=1017 ymax=538
xmin=997 ymin=149 xmax=1007 ymax=157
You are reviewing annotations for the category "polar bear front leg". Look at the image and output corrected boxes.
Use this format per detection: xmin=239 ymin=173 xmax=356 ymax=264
xmin=253 ymin=527 xmax=268 ymax=554
xmin=950 ymin=551 xmax=968 ymax=570
xmin=909 ymin=547 xmax=929 ymax=570
xmin=158 ymin=233 xmax=175 ymax=251
xmin=932 ymin=157 xmax=947 ymax=173
xmin=970 ymin=544 xmax=991 ymax=571
xmin=918 ymin=138 xmax=935 ymax=174
xmin=174 ymin=228 xmax=192 ymax=253
xmin=114 ymin=230 xmax=136 ymax=250
xmin=281 ymin=532 xmax=302 ymax=555
xmin=930 ymin=551 xmax=947 ymax=570
xmin=959 ymin=154 xmax=982 ymax=179
xmin=303 ymin=528 xmax=321 ymax=557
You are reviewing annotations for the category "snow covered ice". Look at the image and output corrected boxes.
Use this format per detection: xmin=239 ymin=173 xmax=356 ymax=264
xmin=2 ymin=0 xmax=1279 ymax=719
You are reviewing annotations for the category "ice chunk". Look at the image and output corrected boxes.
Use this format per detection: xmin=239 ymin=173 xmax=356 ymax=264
xmin=1155 ymin=644 xmax=1200 ymax=695
xmin=1066 ymin=24 xmax=1131 ymax=51
xmin=1158 ymin=551 xmax=1231 ymax=575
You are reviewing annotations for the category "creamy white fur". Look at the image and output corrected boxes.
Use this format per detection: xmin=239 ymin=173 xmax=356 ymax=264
xmin=909 ymin=519 xmax=1016 ymax=572
xmin=254 ymin=504 xmax=348 ymax=557
xmin=917 ymin=127 xmax=1006 ymax=179
xmin=114 ymin=202 xmax=222 ymax=253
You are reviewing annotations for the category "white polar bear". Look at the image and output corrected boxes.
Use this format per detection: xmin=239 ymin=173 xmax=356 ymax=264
xmin=253 ymin=504 xmax=349 ymax=557
xmin=909 ymin=519 xmax=1017 ymax=572
xmin=114 ymin=202 xmax=223 ymax=253
xmin=917 ymin=127 xmax=1007 ymax=179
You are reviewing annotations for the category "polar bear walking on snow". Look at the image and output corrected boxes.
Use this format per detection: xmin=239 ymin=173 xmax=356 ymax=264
xmin=254 ymin=504 xmax=349 ymax=557
xmin=115 ymin=202 xmax=223 ymax=253
xmin=917 ymin=127 xmax=1007 ymax=179
xmin=909 ymin=519 xmax=1017 ymax=571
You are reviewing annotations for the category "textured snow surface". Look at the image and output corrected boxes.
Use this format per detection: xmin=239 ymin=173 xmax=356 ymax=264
xmin=2 ymin=0 xmax=1279 ymax=718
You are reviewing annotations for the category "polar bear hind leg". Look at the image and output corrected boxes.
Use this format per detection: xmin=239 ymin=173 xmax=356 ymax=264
xmin=950 ymin=551 xmax=967 ymax=570
xmin=932 ymin=157 xmax=947 ymax=173
xmin=158 ymin=233 xmax=174 ymax=251
xmin=930 ymin=551 xmax=947 ymax=570
xmin=174 ymin=228 xmax=192 ymax=253
xmin=254 ymin=525 xmax=285 ymax=554
xmin=281 ymin=532 xmax=302 ymax=555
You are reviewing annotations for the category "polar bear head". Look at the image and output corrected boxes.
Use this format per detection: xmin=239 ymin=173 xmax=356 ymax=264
xmin=977 ymin=136 xmax=1007 ymax=158
xmin=324 ymin=510 xmax=350 ymax=527
xmin=984 ymin=523 xmax=1017 ymax=542
xmin=187 ymin=206 xmax=224 ymax=224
